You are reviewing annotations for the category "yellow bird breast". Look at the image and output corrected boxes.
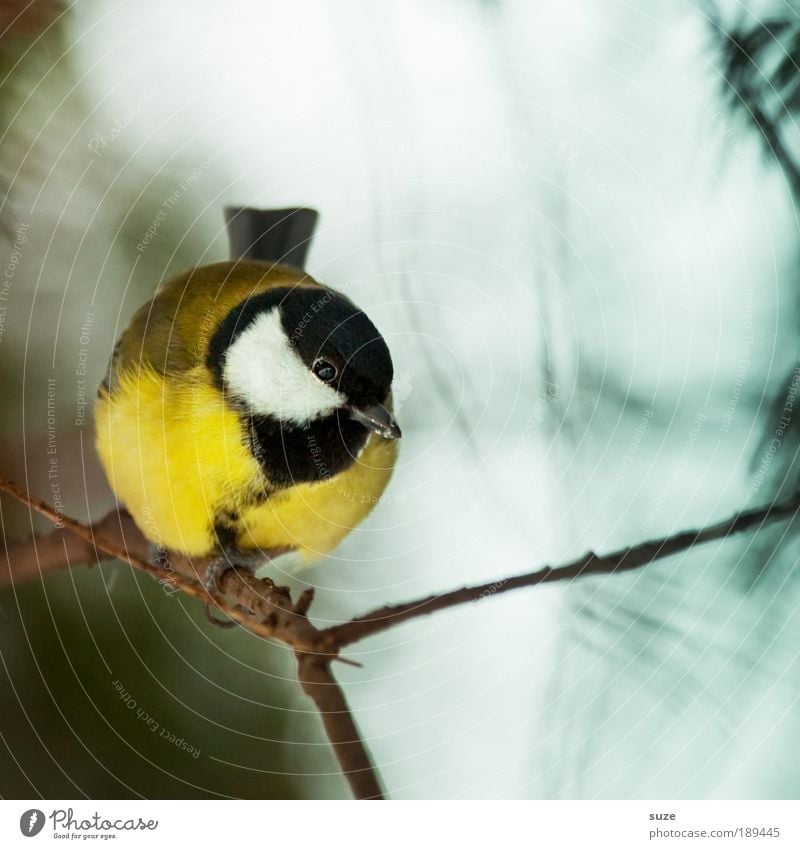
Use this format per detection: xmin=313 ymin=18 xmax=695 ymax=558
xmin=95 ymin=366 xmax=398 ymax=560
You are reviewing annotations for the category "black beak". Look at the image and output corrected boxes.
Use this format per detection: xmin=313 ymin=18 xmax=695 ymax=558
xmin=349 ymin=403 xmax=402 ymax=440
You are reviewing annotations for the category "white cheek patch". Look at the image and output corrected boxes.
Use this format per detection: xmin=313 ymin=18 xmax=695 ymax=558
xmin=222 ymin=308 xmax=346 ymax=425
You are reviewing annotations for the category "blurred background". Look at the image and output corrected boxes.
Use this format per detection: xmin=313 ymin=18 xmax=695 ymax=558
xmin=1 ymin=0 xmax=800 ymax=799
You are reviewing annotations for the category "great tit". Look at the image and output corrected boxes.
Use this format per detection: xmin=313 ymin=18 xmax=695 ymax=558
xmin=95 ymin=260 xmax=400 ymax=587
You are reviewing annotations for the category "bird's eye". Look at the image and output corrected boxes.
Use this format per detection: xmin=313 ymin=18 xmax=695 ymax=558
xmin=312 ymin=359 xmax=337 ymax=382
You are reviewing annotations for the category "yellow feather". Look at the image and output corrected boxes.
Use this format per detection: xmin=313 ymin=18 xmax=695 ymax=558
xmin=237 ymin=436 xmax=397 ymax=561
xmin=95 ymin=364 xmax=398 ymax=559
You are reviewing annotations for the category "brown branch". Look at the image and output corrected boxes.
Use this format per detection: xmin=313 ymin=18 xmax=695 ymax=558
xmin=2 ymin=475 xmax=799 ymax=800
xmin=0 ymin=479 xmax=324 ymax=650
xmin=296 ymin=653 xmax=384 ymax=800
xmin=0 ymin=478 xmax=377 ymax=798
xmin=2 ymin=520 xmax=108 ymax=584
xmin=322 ymin=488 xmax=800 ymax=649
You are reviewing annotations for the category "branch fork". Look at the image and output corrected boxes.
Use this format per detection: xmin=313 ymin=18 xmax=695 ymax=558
xmin=1 ymin=475 xmax=798 ymax=799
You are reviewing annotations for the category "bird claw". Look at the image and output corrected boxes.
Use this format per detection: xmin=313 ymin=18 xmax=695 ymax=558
xmin=203 ymin=601 xmax=238 ymax=629
xmin=202 ymin=548 xmax=279 ymax=594
xmin=202 ymin=557 xmax=232 ymax=594
xmin=148 ymin=544 xmax=171 ymax=570
xmin=201 ymin=548 xmax=288 ymax=628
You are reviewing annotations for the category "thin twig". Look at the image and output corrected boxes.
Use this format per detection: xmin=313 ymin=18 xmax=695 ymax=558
xmin=0 ymin=476 xmax=378 ymax=799
xmin=322 ymin=488 xmax=800 ymax=649
xmin=0 ymin=478 xmax=323 ymax=649
xmin=2 ymin=475 xmax=799 ymax=799
xmin=296 ymin=653 xmax=384 ymax=800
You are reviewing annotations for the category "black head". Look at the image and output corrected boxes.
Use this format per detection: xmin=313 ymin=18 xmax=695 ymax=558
xmin=208 ymin=285 xmax=400 ymax=438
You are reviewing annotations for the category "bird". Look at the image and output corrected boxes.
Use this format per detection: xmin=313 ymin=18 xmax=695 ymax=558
xmin=95 ymin=259 xmax=401 ymax=596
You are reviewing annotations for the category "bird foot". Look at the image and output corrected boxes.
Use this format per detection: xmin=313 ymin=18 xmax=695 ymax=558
xmin=148 ymin=544 xmax=171 ymax=570
xmin=202 ymin=549 xmax=276 ymax=594
xmin=201 ymin=547 xmax=289 ymax=628
xmin=203 ymin=601 xmax=239 ymax=629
